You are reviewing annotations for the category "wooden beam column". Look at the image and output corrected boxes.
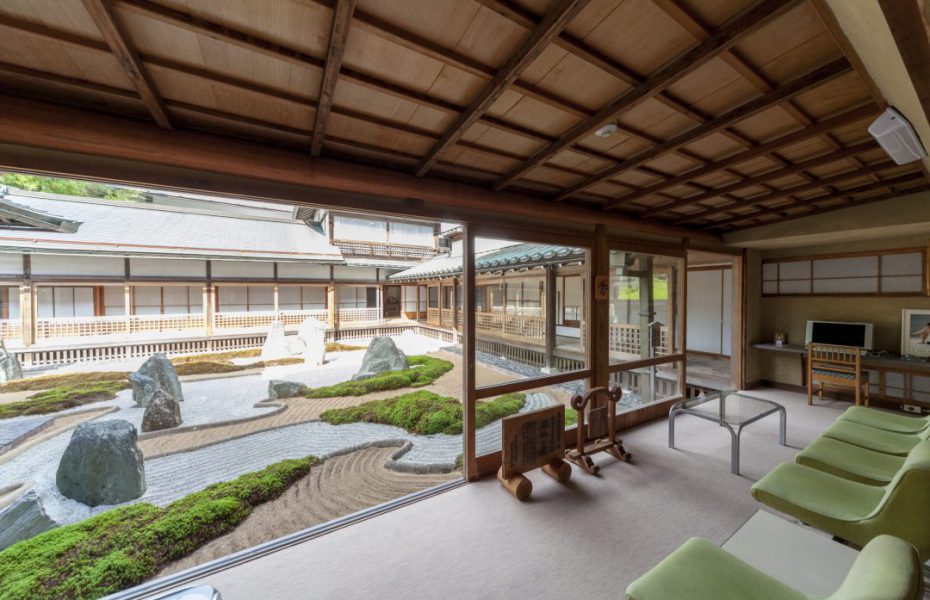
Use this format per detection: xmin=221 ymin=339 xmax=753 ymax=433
xmin=591 ymin=224 xmax=609 ymax=390
xmin=463 ymin=225 xmax=477 ymax=480
xmin=19 ymin=255 xmax=34 ymax=347
xmin=544 ymin=265 xmax=557 ymax=372
xmin=310 ymin=0 xmax=356 ymax=157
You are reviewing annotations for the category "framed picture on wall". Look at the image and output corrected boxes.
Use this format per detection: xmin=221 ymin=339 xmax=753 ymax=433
xmin=901 ymin=309 xmax=930 ymax=357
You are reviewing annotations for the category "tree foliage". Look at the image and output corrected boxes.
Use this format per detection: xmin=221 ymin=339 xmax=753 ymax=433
xmin=0 ymin=173 xmax=142 ymax=201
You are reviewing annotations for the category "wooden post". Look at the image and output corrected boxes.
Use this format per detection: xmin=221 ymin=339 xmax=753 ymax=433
xmin=453 ymin=277 xmax=459 ymax=330
xmin=203 ymin=285 xmax=214 ymax=336
xmin=272 ymin=283 xmax=279 ymax=315
xmin=591 ymin=224 xmax=609 ymax=390
xmin=544 ymin=265 xmax=557 ymax=372
xmin=463 ymin=225 xmax=477 ymax=480
xmin=123 ymin=283 xmax=132 ymax=335
xmin=19 ymin=281 xmax=34 ymax=347
xmin=327 ymin=285 xmax=337 ymax=328
xmin=639 ymin=256 xmax=655 ymax=402
xmin=415 ymin=284 xmax=421 ymax=322
xmin=680 ymin=240 xmax=689 ymax=397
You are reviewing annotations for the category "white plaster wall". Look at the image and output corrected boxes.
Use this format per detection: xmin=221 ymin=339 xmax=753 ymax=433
xmin=32 ymin=254 xmax=124 ymax=277
xmin=211 ymin=260 xmax=274 ymax=279
xmin=131 ymin=257 xmax=206 ymax=278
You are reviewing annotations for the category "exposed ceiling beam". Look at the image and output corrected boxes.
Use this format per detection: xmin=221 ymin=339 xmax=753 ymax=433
xmin=80 ymin=0 xmax=171 ymax=129
xmin=565 ymin=57 xmax=851 ymax=206
xmin=643 ymin=139 xmax=877 ymax=217
xmin=415 ymin=0 xmax=589 ymax=176
xmin=603 ymin=103 xmax=878 ymax=209
xmin=680 ymin=162 xmax=915 ymax=225
xmin=310 ymin=0 xmax=356 ymax=157
xmin=712 ymin=172 xmax=929 ymax=229
xmin=492 ymin=0 xmax=803 ymax=191
xmin=0 ymin=94 xmax=719 ymax=241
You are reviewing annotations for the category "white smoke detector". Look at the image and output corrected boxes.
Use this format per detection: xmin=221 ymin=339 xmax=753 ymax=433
xmin=868 ymin=107 xmax=927 ymax=165
xmin=594 ymin=123 xmax=618 ymax=138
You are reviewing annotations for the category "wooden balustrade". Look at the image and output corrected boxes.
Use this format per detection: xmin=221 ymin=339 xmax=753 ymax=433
xmin=0 ymin=319 xmax=22 ymax=342
xmin=336 ymin=307 xmax=380 ymax=323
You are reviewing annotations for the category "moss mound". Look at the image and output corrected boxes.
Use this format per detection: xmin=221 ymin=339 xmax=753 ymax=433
xmin=321 ymin=390 xmax=525 ymax=435
xmin=0 ymin=456 xmax=321 ymax=600
xmin=0 ymin=381 xmax=129 ymax=419
xmin=303 ymin=355 xmax=453 ymax=399
xmin=0 ymin=372 xmax=128 ymax=393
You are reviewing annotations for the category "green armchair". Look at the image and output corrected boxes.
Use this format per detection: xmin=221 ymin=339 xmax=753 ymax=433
xmin=624 ymin=534 xmax=922 ymax=600
xmin=821 ymin=419 xmax=929 ymax=456
xmin=751 ymin=440 xmax=930 ymax=561
xmin=796 ymin=436 xmax=905 ymax=486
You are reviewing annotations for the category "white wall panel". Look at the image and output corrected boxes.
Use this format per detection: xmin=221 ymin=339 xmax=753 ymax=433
xmin=333 ymin=266 xmax=377 ymax=282
xmin=686 ymin=270 xmax=723 ymax=355
xmin=32 ymin=254 xmax=123 ymax=277
xmin=0 ymin=254 xmax=23 ymax=275
xmin=276 ymin=262 xmax=330 ymax=280
xmin=131 ymin=257 xmax=206 ymax=278
xmin=211 ymin=260 xmax=274 ymax=279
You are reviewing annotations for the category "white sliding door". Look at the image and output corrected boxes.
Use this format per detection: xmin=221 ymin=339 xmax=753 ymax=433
xmin=686 ymin=268 xmax=732 ymax=356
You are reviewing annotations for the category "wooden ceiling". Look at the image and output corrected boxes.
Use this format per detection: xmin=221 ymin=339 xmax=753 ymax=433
xmin=0 ymin=0 xmax=926 ymax=234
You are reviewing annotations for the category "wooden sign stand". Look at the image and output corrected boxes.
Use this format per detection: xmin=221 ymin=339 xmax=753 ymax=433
xmin=565 ymin=386 xmax=631 ymax=475
xmin=498 ymin=404 xmax=572 ymax=501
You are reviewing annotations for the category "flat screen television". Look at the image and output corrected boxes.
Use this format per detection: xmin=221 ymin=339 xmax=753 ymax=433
xmin=804 ymin=320 xmax=874 ymax=350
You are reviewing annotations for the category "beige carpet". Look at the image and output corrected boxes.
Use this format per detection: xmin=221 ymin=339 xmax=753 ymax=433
xmin=167 ymin=389 xmax=852 ymax=600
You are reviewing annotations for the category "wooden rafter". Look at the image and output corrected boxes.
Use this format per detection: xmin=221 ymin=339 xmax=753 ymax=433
xmin=644 ymin=140 xmax=877 ymax=217
xmin=572 ymin=57 xmax=852 ymax=206
xmin=710 ymin=172 xmax=929 ymax=229
xmin=492 ymin=0 xmax=803 ymax=191
xmin=723 ymin=182 xmax=930 ymax=231
xmin=310 ymin=0 xmax=355 ymax=157
xmin=80 ymin=0 xmax=171 ymax=129
xmin=604 ymin=103 xmax=878 ymax=209
xmin=415 ymin=0 xmax=589 ymax=176
xmin=680 ymin=164 xmax=916 ymax=225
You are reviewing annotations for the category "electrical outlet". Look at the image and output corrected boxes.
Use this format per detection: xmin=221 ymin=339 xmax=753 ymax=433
xmin=901 ymin=404 xmax=922 ymax=414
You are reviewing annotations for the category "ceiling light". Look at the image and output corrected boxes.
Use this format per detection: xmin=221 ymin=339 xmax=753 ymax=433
xmin=595 ymin=123 xmax=618 ymax=138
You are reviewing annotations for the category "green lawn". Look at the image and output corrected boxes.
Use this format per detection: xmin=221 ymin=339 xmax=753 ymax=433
xmin=0 ymin=456 xmax=321 ymax=600
xmin=615 ymin=277 xmax=669 ymax=301
xmin=321 ymin=390 xmax=525 ymax=435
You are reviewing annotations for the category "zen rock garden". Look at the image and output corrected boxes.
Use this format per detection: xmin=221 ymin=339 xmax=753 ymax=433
xmin=56 ymin=420 xmax=146 ymax=506
xmin=353 ymin=336 xmax=408 ymax=380
xmin=131 ymin=353 xmax=185 ymax=433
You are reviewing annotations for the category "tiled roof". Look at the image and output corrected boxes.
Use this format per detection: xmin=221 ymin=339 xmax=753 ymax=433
xmin=0 ymin=190 xmax=343 ymax=262
xmin=388 ymin=243 xmax=585 ymax=281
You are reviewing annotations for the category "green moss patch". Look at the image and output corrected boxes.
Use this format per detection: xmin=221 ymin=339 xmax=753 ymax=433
xmin=0 ymin=372 xmax=129 ymax=393
xmin=0 ymin=381 xmax=130 ymax=420
xmin=321 ymin=390 xmax=525 ymax=435
xmin=0 ymin=456 xmax=321 ymax=600
xmin=172 ymin=358 xmax=302 ymax=377
xmin=304 ymin=355 xmax=453 ymax=399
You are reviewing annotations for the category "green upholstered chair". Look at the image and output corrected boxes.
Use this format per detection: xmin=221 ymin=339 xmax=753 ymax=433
xmin=751 ymin=440 xmax=930 ymax=561
xmin=796 ymin=436 xmax=905 ymax=486
xmin=821 ymin=419 xmax=930 ymax=456
xmin=839 ymin=406 xmax=929 ymax=435
xmin=624 ymin=534 xmax=922 ymax=600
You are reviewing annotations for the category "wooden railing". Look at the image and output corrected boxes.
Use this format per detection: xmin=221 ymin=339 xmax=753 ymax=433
xmin=335 ymin=240 xmax=443 ymax=260
xmin=0 ymin=319 xmax=22 ymax=342
xmin=36 ymin=315 xmax=130 ymax=339
xmin=337 ymin=307 xmax=380 ymax=323
xmin=214 ymin=309 xmax=329 ymax=331
xmin=609 ymin=323 xmax=671 ymax=356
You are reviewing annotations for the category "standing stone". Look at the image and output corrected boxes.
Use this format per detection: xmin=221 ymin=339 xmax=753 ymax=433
xmin=141 ymin=389 xmax=182 ymax=432
xmin=56 ymin=420 xmax=146 ymax=507
xmin=268 ymin=380 xmax=305 ymax=400
xmin=285 ymin=335 xmax=307 ymax=356
xmin=261 ymin=320 xmax=290 ymax=361
xmin=0 ymin=490 xmax=56 ymax=551
xmin=352 ymin=336 xmax=408 ymax=381
xmin=298 ymin=317 xmax=326 ymax=367
xmin=130 ymin=353 xmax=183 ymax=408
xmin=0 ymin=340 xmax=22 ymax=383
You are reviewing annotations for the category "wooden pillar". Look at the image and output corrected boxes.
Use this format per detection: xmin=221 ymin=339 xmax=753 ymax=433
xmin=203 ymin=285 xmax=214 ymax=336
xmin=591 ymin=224 xmax=609 ymax=390
xmin=327 ymin=285 xmax=337 ymax=328
xmin=453 ymin=277 xmax=459 ymax=330
xmin=273 ymin=283 xmax=279 ymax=315
xmin=463 ymin=225 xmax=477 ymax=480
xmin=544 ymin=265 xmax=557 ymax=372
xmin=415 ymin=284 xmax=421 ymax=322
xmin=123 ymin=283 xmax=132 ymax=335
xmin=19 ymin=281 xmax=34 ymax=347
xmin=638 ymin=256 xmax=655 ymax=402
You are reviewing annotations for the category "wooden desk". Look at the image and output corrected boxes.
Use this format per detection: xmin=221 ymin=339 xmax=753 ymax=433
xmin=753 ymin=343 xmax=930 ymax=407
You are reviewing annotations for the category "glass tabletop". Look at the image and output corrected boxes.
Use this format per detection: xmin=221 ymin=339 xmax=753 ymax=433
xmin=675 ymin=390 xmax=781 ymax=426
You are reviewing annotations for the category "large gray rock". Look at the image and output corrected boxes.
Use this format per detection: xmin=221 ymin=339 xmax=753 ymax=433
xmin=268 ymin=380 xmax=305 ymax=400
xmin=352 ymin=336 xmax=408 ymax=381
xmin=298 ymin=317 xmax=326 ymax=367
xmin=0 ymin=490 xmax=56 ymax=550
xmin=56 ymin=420 xmax=146 ymax=507
xmin=260 ymin=320 xmax=290 ymax=361
xmin=0 ymin=340 xmax=22 ymax=384
xmin=130 ymin=353 xmax=183 ymax=408
xmin=141 ymin=389 xmax=182 ymax=433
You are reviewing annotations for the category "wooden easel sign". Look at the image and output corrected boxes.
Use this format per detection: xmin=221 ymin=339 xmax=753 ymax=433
xmin=498 ymin=404 xmax=572 ymax=501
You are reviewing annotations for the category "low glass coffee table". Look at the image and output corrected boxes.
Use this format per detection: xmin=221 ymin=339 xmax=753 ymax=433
xmin=668 ymin=390 xmax=786 ymax=475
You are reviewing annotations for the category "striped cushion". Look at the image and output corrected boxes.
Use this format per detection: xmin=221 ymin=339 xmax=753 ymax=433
xmin=812 ymin=368 xmax=856 ymax=380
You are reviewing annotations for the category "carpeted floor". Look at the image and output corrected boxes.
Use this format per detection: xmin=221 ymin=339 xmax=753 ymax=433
xmin=176 ymin=388 xmax=854 ymax=600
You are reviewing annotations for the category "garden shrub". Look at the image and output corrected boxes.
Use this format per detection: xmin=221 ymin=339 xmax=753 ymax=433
xmin=303 ymin=355 xmax=453 ymax=398
xmin=320 ymin=390 xmax=525 ymax=435
xmin=0 ymin=456 xmax=320 ymax=600
xmin=0 ymin=381 xmax=129 ymax=419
